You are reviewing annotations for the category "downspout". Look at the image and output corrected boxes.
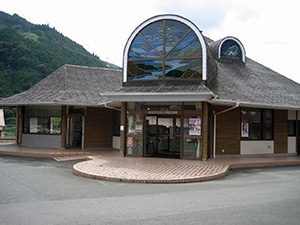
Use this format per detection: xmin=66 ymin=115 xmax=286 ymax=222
xmin=213 ymin=102 xmax=240 ymax=158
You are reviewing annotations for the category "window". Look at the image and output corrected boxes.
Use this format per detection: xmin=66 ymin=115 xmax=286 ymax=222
xmin=288 ymin=120 xmax=296 ymax=136
xmin=126 ymin=114 xmax=143 ymax=155
xmin=24 ymin=106 xmax=61 ymax=134
xmin=219 ymin=37 xmax=245 ymax=63
xmin=112 ymin=111 xmax=121 ymax=136
xmin=241 ymin=108 xmax=273 ymax=140
xmin=127 ymin=19 xmax=203 ymax=81
xmin=183 ymin=116 xmax=202 ymax=158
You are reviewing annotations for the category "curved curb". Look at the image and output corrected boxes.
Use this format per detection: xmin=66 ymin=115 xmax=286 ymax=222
xmin=72 ymin=158 xmax=230 ymax=184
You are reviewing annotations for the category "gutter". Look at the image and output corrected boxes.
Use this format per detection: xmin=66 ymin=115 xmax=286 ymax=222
xmin=210 ymin=99 xmax=300 ymax=111
xmin=103 ymin=91 xmax=216 ymax=97
xmin=213 ymin=102 xmax=240 ymax=158
xmin=104 ymin=103 xmax=121 ymax=112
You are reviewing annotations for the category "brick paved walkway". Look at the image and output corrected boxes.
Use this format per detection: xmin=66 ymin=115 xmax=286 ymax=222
xmin=73 ymin=156 xmax=229 ymax=183
xmin=1 ymin=143 xmax=299 ymax=183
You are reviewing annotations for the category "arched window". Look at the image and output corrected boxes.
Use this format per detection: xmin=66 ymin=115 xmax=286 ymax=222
xmin=123 ymin=15 xmax=207 ymax=82
xmin=218 ymin=37 xmax=246 ymax=63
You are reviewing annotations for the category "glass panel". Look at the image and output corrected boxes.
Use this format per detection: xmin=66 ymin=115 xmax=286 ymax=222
xmin=135 ymin=103 xmax=144 ymax=110
xmin=184 ymin=103 xmax=196 ymax=110
xmin=158 ymin=118 xmax=173 ymax=134
xmin=241 ymin=109 xmax=261 ymax=139
xmin=146 ymin=116 xmax=157 ymax=155
xmin=175 ymin=136 xmax=181 ymax=154
xmin=183 ymin=138 xmax=201 ymax=158
xmin=127 ymin=114 xmax=143 ymax=135
xmin=158 ymin=136 xmax=172 ymax=154
xmin=167 ymin=31 xmax=202 ymax=57
xmin=288 ymin=121 xmax=296 ymax=136
xmin=165 ymin=59 xmax=202 ymax=79
xmin=165 ymin=20 xmax=190 ymax=54
xmin=221 ymin=40 xmax=242 ymax=59
xmin=126 ymin=136 xmax=143 ymax=155
xmin=184 ymin=117 xmax=201 ymax=136
xmin=50 ymin=117 xmax=61 ymax=134
xmin=263 ymin=109 xmax=273 ymax=140
xmin=24 ymin=106 xmax=61 ymax=134
xmin=129 ymin=34 xmax=161 ymax=59
xmin=175 ymin=118 xmax=181 ymax=135
xmin=127 ymin=103 xmax=135 ymax=111
xmin=128 ymin=60 xmax=163 ymax=80
xmin=140 ymin=20 xmax=164 ymax=55
xmin=146 ymin=116 xmax=157 ymax=135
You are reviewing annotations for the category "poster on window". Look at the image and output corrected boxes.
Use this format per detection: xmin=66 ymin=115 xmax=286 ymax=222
xmin=189 ymin=118 xmax=201 ymax=135
xmin=30 ymin=118 xmax=38 ymax=133
xmin=127 ymin=137 xmax=134 ymax=147
xmin=241 ymin=122 xmax=249 ymax=137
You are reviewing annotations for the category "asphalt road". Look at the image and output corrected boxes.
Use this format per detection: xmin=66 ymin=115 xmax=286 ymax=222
xmin=0 ymin=155 xmax=299 ymax=225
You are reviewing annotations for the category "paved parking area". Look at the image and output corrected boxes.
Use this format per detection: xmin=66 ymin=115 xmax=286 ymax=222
xmin=1 ymin=156 xmax=299 ymax=225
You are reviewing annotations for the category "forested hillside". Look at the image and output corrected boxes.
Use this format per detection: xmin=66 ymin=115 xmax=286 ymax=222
xmin=0 ymin=11 xmax=118 ymax=98
xmin=0 ymin=11 xmax=120 ymax=137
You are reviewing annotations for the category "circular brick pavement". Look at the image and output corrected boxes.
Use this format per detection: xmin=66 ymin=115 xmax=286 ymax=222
xmin=73 ymin=156 xmax=230 ymax=183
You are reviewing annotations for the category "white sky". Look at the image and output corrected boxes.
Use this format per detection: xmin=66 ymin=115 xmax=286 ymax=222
xmin=2 ymin=0 xmax=300 ymax=83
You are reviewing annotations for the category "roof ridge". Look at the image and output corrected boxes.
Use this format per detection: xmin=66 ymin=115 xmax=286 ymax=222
xmin=62 ymin=65 xmax=68 ymax=91
xmin=63 ymin=64 xmax=122 ymax=72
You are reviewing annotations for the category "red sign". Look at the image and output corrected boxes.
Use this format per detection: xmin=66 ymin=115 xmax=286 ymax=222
xmin=127 ymin=137 xmax=133 ymax=147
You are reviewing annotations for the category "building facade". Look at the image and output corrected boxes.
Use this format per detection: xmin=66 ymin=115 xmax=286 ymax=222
xmin=0 ymin=14 xmax=299 ymax=159
xmin=104 ymin=14 xmax=300 ymax=160
xmin=0 ymin=65 xmax=122 ymax=149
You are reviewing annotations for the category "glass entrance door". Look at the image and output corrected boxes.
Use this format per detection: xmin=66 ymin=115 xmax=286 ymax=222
xmin=67 ymin=116 xmax=83 ymax=148
xmin=146 ymin=115 xmax=181 ymax=158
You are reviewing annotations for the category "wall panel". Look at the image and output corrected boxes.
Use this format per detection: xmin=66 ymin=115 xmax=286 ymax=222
xmin=213 ymin=106 xmax=240 ymax=155
xmin=274 ymin=110 xmax=288 ymax=154
xmin=85 ymin=107 xmax=113 ymax=148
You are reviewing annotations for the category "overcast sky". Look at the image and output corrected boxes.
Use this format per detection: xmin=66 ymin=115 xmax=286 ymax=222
xmin=2 ymin=0 xmax=300 ymax=83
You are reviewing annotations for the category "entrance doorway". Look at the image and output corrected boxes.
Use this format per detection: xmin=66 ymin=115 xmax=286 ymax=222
xmin=67 ymin=116 xmax=83 ymax=148
xmin=146 ymin=115 xmax=181 ymax=158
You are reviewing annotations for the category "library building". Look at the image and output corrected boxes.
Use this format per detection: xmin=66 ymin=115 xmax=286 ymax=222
xmin=1 ymin=14 xmax=300 ymax=160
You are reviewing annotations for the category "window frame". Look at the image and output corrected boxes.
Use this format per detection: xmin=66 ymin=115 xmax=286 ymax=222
xmin=127 ymin=20 xmax=202 ymax=81
xmin=288 ymin=120 xmax=296 ymax=137
xmin=23 ymin=106 xmax=62 ymax=135
xmin=218 ymin=37 xmax=246 ymax=63
xmin=241 ymin=108 xmax=274 ymax=141
xmin=123 ymin=15 xmax=207 ymax=83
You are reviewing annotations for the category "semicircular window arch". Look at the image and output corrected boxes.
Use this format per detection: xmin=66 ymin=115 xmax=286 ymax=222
xmin=127 ymin=19 xmax=203 ymax=81
xmin=219 ymin=38 xmax=246 ymax=63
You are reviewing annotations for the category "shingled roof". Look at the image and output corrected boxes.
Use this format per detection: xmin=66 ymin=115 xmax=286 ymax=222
xmin=0 ymin=65 xmax=122 ymax=106
xmin=207 ymin=44 xmax=300 ymax=109
xmin=1 ymin=38 xmax=300 ymax=110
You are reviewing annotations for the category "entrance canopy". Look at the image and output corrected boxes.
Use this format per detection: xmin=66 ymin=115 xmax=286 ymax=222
xmin=103 ymin=80 xmax=215 ymax=102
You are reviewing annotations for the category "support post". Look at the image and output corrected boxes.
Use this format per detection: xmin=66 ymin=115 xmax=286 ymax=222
xmin=61 ymin=106 xmax=67 ymax=149
xmin=120 ymin=102 xmax=127 ymax=157
xmin=202 ymin=102 xmax=209 ymax=160
xmin=16 ymin=106 xmax=23 ymax=145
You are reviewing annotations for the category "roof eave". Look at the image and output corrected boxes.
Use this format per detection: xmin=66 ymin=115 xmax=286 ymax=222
xmin=102 ymin=92 xmax=215 ymax=102
xmin=210 ymin=99 xmax=300 ymax=110
xmin=0 ymin=101 xmax=106 ymax=107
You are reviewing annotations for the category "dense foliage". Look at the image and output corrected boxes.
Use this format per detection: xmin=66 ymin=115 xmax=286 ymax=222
xmin=0 ymin=11 xmax=115 ymax=98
